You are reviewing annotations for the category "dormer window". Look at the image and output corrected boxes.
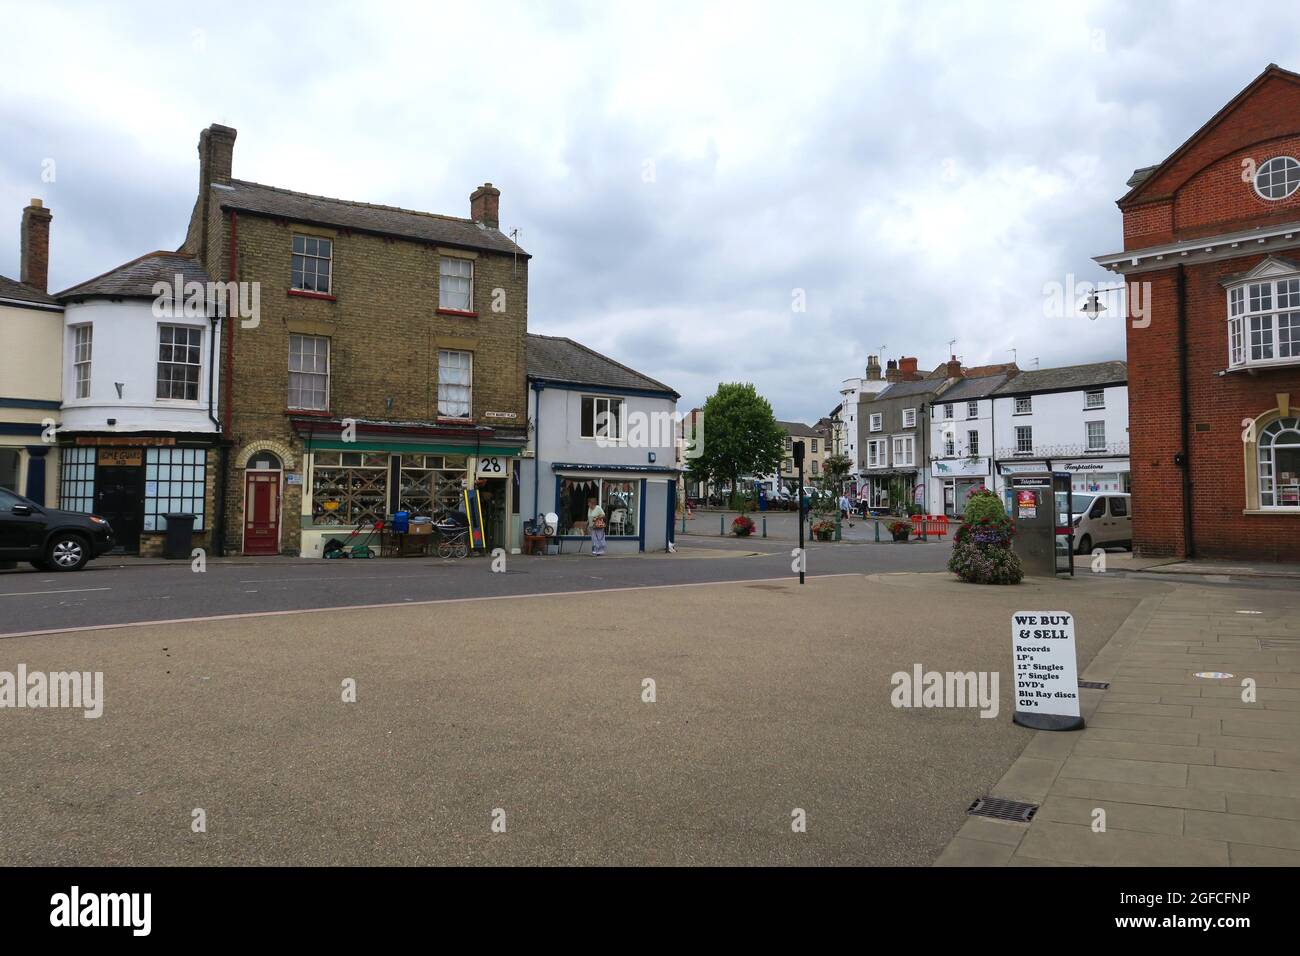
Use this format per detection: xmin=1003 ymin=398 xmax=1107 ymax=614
xmin=1226 ymin=260 xmax=1300 ymax=370
xmin=1253 ymin=156 xmax=1300 ymax=201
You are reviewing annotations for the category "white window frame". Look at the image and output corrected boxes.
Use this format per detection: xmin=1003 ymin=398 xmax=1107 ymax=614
xmin=1015 ymin=425 xmax=1033 ymax=454
xmin=942 ymin=403 xmax=953 ymax=420
xmin=1258 ymin=417 xmax=1300 ymax=509
xmin=1085 ymin=390 xmax=1105 ymax=409
xmin=438 ymin=349 xmax=473 ymax=419
xmin=1227 ymin=275 xmax=1300 ymax=370
xmin=72 ymin=324 xmax=92 ymax=400
xmin=869 ymin=413 xmax=882 ymax=432
xmin=439 ymin=256 xmax=474 ymax=312
xmin=581 ymin=395 xmax=625 ymax=442
xmin=902 ymin=407 xmax=917 ymax=428
xmin=288 ymin=334 xmax=330 ymax=411
xmin=291 ymin=235 xmax=332 ymax=294
xmin=966 ymin=401 xmax=978 ymax=419
xmin=866 ymin=439 xmax=886 ymax=469
xmin=1253 ymin=156 xmax=1300 ymax=201
xmin=156 ymin=324 xmax=204 ymax=402
xmin=1086 ymin=420 xmax=1106 ymax=452
xmin=943 ymin=433 xmax=955 ymax=456
xmin=891 ymin=435 xmax=915 ymax=468
xmin=967 ymin=430 xmax=980 ymax=456
xmin=1014 ymin=396 xmax=1032 ymax=415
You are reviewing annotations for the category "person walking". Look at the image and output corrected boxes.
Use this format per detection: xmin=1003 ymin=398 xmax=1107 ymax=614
xmin=588 ymin=496 xmax=607 ymax=556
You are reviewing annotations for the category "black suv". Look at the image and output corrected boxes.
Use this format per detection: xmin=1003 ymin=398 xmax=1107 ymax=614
xmin=0 ymin=487 xmax=115 ymax=571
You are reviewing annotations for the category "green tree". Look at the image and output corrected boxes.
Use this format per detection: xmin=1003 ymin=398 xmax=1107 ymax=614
xmin=687 ymin=383 xmax=785 ymax=508
xmin=822 ymin=453 xmax=851 ymax=489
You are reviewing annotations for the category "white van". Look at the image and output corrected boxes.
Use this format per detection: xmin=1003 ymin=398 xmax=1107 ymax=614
xmin=1057 ymin=492 xmax=1132 ymax=554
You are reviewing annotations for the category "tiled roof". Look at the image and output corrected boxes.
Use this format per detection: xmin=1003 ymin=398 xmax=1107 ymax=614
xmin=216 ymin=180 xmax=528 ymax=257
xmin=991 ymin=360 xmax=1127 ymax=395
xmin=873 ymin=378 xmax=946 ymax=400
xmin=526 ymin=333 xmax=678 ymax=397
xmin=56 ymin=251 xmax=210 ymax=300
xmin=931 ymin=373 xmax=1011 ymax=403
xmin=0 ymin=274 xmax=59 ymax=307
xmin=776 ymin=420 xmax=821 ymax=438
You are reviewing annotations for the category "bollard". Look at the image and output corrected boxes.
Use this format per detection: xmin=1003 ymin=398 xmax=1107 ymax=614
xmin=762 ymin=516 xmax=767 ymax=538
xmin=720 ymin=513 xmax=725 ymax=536
xmin=835 ymin=510 xmax=841 ymax=542
xmin=874 ymin=517 xmax=880 ymax=543
xmin=681 ymin=511 xmax=686 ymax=534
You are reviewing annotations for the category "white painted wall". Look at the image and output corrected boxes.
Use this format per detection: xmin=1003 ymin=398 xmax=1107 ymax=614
xmin=60 ymin=299 xmax=220 ymax=433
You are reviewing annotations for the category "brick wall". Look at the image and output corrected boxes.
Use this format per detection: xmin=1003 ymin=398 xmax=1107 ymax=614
xmin=212 ymin=212 xmax=528 ymax=552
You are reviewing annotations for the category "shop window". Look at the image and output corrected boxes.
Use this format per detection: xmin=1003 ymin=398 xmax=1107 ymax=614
xmin=289 ymin=334 xmax=330 ymax=410
xmin=59 ymin=447 xmax=95 ymax=513
xmin=558 ymin=477 xmax=638 ymax=536
xmin=292 ymin=235 xmax=332 ymax=293
xmin=397 ymin=454 xmax=467 ymax=518
xmin=312 ymin=451 xmax=388 ymax=525
xmin=143 ymin=447 xmax=206 ymax=531
xmin=1258 ymin=417 xmax=1300 ymax=509
xmin=157 ymin=325 xmax=203 ymax=401
xmin=438 ymin=350 xmax=472 ymax=419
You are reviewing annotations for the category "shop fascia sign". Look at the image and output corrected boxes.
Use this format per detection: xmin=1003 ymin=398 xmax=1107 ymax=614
xmin=1059 ymin=460 xmax=1127 ymax=473
xmin=931 ymin=458 xmax=988 ymax=477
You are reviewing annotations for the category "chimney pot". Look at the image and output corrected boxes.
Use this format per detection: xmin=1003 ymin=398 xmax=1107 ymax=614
xmin=20 ymin=199 xmax=52 ymax=292
xmin=946 ymin=357 xmax=963 ymax=379
xmin=470 ymin=182 xmax=501 ymax=229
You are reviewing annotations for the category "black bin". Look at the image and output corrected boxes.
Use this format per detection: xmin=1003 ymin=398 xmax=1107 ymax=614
xmin=162 ymin=513 xmax=196 ymax=560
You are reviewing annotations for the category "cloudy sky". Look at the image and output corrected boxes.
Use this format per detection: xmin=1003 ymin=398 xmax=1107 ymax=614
xmin=3 ymin=0 xmax=1299 ymax=422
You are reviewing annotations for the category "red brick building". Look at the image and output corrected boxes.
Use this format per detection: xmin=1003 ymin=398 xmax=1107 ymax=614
xmin=1097 ymin=64 xmax=1300 ymax=561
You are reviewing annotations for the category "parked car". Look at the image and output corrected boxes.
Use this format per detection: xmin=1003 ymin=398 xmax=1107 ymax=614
xmin=1056 ymin=491 xmax=1132 ymax=554
xmin=0 ymin=487 xmax=116 ymax=571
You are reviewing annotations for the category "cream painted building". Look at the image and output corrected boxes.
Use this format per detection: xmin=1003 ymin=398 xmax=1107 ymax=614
xmin=0 ymin=200 xmax=63 ymax=504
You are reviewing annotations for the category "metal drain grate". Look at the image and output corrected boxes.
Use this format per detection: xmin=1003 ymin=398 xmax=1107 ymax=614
xmin=967 ymin=796 xmax=1038 ymax=823
xmin=1079 ymin=680 xmax=1110 ymax=690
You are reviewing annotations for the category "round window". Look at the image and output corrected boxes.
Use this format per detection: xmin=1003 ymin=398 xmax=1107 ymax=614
xmin=1254 ymin=156 xmax=1300 ymax=201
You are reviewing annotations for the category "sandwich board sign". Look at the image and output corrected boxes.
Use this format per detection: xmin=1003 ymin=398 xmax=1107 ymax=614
xmin=1011 ymin=611 xmax=1084 ymax=731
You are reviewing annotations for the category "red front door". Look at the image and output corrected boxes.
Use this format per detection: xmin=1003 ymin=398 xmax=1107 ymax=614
xmin=244 ymin=471 xmax=281 ymax=555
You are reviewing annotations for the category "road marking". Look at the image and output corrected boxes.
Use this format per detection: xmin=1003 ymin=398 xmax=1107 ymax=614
xmin=0 ymin=587 xmax=111 ymax=598
xmin=0 ymin=573 xmax=863 ymax=639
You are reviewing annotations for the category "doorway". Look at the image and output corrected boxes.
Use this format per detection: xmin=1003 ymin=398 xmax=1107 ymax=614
xmin=243 ymin=460 xmax=282 ymax=555
xmin=95 ymin=465 xmax=144 ymax=553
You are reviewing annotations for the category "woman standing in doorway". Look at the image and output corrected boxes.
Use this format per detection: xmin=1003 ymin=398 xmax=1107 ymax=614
xmin=588 ymin=496 xmax=606 ymax=556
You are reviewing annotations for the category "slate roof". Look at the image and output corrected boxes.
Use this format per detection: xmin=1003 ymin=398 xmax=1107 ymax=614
xmin=56 ymin=251 xmax=210 ymax=300
xmin=776 ymin=420 xmax=821 ymax=438
xmin=930 ymin=373 xmax=1011 ymax=403
xmin=0 ymin=274 xmax=59 ymax=307
xmin=215 ymin=180 xmax=528 ymax=257
xmin=872 ymin=378 xmax=946 ymax=400
xmin=991 ymin=360 xmax=1127 ymax=395
xmin=526 ymin=333 xmax=678 ymax=397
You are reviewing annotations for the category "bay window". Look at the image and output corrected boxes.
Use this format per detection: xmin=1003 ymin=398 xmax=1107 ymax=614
xmin=1228 ymin=274 xmax=1300 ymax=370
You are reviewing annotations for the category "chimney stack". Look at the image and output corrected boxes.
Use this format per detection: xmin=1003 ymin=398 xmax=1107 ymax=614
xmin=20 ymin=198 xmax=52 ymax=292
xmin=885 ymin=359 xmax=901 ymax=383
xmin=470 ymin=182 xmax=501 ymax=229
xmin=865 ymin=355 xmax=881 ymax=381
xmin=199 ymin=124 xmax=237 ymax=188
xmin=899 ymin=356 xmax=919 ymax=380
xmin=946 ymin=356 xmax=962 ymax=379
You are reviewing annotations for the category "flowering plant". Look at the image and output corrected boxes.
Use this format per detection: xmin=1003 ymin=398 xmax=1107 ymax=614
xmin=732 ymin=514 xmax=756 ymax=536
xmin=887 ymin=519 xmax=912 ymax=536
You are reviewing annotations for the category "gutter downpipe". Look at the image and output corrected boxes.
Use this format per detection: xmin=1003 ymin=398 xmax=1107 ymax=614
xmin=217 ymin=210 xmax=239 ymax=557
xmin=531 ymin=380 xmax=544 ymax=521
xmin=1176 ymin=265 xmax=1195 ymax=558
xmin=207 ymin=309 xmax=226 ymax=556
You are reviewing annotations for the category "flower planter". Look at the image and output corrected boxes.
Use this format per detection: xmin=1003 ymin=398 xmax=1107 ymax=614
xmin=891 ymin=529 xmax=910 ymax=542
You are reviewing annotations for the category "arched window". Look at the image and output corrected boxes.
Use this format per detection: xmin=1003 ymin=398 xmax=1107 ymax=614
xmin=248 ymin=451 xmax=282 ymax=471
xmin=1258 ymin=417 xmax=1300 ymax=508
